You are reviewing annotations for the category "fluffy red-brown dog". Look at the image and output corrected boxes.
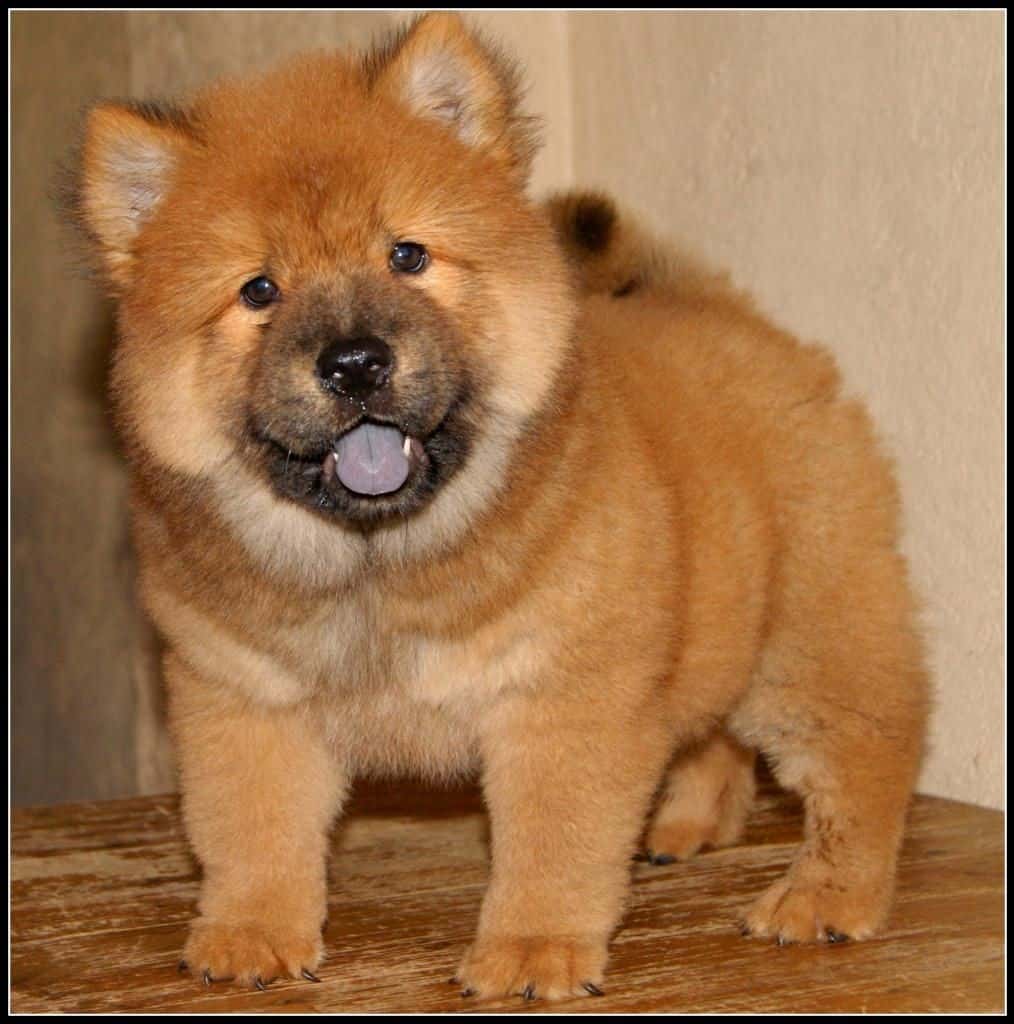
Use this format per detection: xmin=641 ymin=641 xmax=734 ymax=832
xmin=70 ymin=13 xmax=929 ymax=1002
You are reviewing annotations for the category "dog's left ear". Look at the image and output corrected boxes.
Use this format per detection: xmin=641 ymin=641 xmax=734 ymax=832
xmin=70 ymin=102 xmax=196 ymax=292
xmin=368 ymin=13 xmax=538 ymax=180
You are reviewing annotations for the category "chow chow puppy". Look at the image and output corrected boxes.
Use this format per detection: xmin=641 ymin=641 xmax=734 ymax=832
xmin=69 ymin=12 xmax=928 ymax=1002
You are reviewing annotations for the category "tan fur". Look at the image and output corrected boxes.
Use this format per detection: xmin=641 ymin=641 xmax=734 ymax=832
xmin=646 ymin=731 xmax=757 ymax=861
xmin=70 ymin=14 xmax=928 ymax=1002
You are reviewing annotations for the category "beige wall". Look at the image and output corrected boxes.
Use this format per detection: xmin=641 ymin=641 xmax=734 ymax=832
xmin=13 ymin=12 xmax=1003 ymax=808
xmin=568 ymin=12 xmax=1004 ymax=809
xmin=12 ymin=12 xmax=394 ymax=805
xmin=14 ymin=12 xmax=133 ymax=806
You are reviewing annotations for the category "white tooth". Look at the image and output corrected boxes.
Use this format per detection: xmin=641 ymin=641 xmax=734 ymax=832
xmin=403 ymin=435 xmax=412 ymax=458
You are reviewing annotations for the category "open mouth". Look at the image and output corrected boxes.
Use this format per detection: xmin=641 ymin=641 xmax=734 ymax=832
xmin=251 ymin=386 xmax=474 ymax=523
xmin=253 ymin=415 xmax=451 ymax=523
xmin=261 ymin=421 xmax=430 ymax=503
xmin=323 ymin=422 xmax=427 ymax=497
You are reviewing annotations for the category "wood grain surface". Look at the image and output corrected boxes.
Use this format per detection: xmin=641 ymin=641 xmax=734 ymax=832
xmin=11 ymin=781 xmax=1005 ymax=1013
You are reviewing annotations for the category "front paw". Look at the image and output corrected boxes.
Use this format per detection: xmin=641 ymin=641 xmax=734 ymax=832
xmin=183 ymin=919 xmax=323 ymax=989
xmin=455 ymin=935 xmax=608 ymax=1002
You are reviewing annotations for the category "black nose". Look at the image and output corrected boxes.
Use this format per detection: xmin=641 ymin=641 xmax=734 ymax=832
xmin=316 ymin=335 xmax=393 ymax=397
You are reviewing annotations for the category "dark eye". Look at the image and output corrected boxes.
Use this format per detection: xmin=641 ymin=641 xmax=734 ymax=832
xmin=241 ymin=276 xmax=280 ymax=308
xmin=390 ymin=242 xmax=428 ymax=274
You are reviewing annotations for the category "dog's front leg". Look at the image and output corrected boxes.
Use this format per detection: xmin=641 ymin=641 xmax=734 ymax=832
xmin=459 ymin=690 xmax=673 ymax=1002
xmin=166 ymin=653 xmax=347 ymax=989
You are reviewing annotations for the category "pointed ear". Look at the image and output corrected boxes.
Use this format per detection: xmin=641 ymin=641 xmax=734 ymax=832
xmin=73 ymin=102 xmax=194 ymax=289
xmin=368 ymin=13 xmax=538 ymax=179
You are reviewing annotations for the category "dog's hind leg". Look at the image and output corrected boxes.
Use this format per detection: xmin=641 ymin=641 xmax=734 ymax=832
xmin=728 ymin=573 xmax=928 ymax=943
xmin=643 ymin=730 xmax=756 ymax=863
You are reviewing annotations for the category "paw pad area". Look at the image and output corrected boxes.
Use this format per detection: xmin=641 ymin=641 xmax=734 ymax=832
xmin=182 ymin=920 xmax=324 ymax=990
xmin=455 ymin=936 xmax=608 ymax=1003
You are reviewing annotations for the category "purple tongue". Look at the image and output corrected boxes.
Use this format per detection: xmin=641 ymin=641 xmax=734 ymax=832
xmin=334 ymin=423 xmax=410 ymax=496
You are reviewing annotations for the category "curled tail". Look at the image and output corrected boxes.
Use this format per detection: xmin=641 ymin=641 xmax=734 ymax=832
xmin=544 ymin=189 xmax=732 ymax=303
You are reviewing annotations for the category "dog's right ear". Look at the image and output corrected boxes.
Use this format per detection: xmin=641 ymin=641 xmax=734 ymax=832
xmin=367 ymin=13 xmax=538 ymax=181
xmin=71 ymin=102 xmax=194 ymax=290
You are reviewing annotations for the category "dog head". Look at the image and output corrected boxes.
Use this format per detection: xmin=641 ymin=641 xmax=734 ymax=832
xmin=72 ymin=14 xmax=575 ymax=562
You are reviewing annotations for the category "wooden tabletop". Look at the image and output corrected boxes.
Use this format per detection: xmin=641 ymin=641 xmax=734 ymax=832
xmin=11 ymin=779 xmax=1005 ymax=1014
